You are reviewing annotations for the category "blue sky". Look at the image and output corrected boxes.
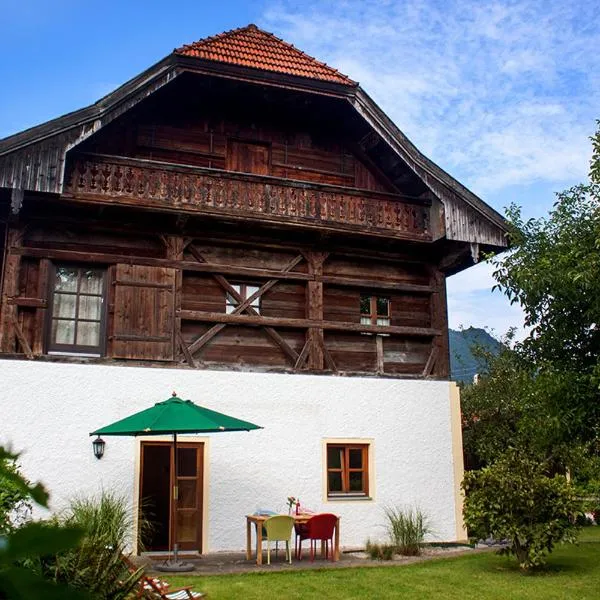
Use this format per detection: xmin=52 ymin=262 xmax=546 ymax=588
xmin=2 ymin=0 xmax=598 ymax=338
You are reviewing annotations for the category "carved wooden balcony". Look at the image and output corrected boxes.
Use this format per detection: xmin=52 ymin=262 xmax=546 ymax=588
xmin=63 ymin=153 xmax=431 ymax=240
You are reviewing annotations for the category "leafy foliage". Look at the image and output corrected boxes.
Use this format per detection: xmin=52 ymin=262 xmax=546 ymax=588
xmin=462 ymin=451 xmax=581 ymax=570
xmin=0 ymin=446 xmax=88 ymax=600
xmin=383 ymin=506 xmax=431 ymax=556
xmin=490 ymin=123 xmax=600 ymax=449
xmin=0 ymin=456 xmax=32 ymax=535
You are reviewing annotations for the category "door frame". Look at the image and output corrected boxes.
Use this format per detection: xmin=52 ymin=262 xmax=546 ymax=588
xmin=134 ymin=436 xmax=210 ymax=555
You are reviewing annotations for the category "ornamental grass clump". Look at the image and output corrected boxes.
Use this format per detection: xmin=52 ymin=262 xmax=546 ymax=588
xmin=47 ymin=491 xmax=143 ymax=600
xmin=365 ymin=539 xmax=395 ymax=560
xmin=384 ymin=506 xmax=431 ymax=556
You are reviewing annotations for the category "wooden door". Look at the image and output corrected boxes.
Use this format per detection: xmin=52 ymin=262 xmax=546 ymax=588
xmin=140 ymin=441 xmax=204 ymax=553
xmin=226 ymin=140 xmax=271 ymax=175
xmin=174 ymin=444 xmax=204 ymax=551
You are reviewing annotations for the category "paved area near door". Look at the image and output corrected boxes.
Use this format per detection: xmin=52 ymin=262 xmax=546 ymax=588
xmin=138 ymin=546 xmax=478 ymax=576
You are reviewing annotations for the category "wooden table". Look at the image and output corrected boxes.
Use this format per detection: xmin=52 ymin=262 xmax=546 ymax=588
xmin=245 ymin=513 xmax=340 ymax=565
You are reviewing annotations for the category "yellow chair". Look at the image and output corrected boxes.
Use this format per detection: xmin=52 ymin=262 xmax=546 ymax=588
xmin=263 ymin=515 xmax=294 ymax=565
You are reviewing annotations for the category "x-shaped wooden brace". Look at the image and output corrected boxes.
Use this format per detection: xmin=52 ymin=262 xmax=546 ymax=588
xmin=181 ymin=245 xmax=304 ymax=367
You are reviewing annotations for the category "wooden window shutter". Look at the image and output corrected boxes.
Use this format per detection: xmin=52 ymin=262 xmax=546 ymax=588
xmin=110 ymin=264 xmax=176 ymax=361
xmin=226 ymin=140 xmax=270 ymax=175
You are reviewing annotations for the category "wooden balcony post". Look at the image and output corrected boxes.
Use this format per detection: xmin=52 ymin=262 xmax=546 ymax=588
xmin=430 ymin=268 xmax=449 ymax=378
xmin=0 ymin=226 xmax=23 ymax=353
xmin=305 ymin=251 xmax=327 ymax=370
xmin=163 ymin=235 xmax=185 ymax=362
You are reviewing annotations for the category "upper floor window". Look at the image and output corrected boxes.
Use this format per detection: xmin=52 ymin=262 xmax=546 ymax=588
xmin=360 ymin=295 xmax=390 ymax=327
xmin=47 ymin=265 xmax=106 ymax=356
xmin=225 ymin=283 xmax=261 ymax=315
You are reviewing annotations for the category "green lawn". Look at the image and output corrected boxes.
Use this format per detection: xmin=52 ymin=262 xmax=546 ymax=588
xmin=168 ymin=528 xmax=600 ymax=599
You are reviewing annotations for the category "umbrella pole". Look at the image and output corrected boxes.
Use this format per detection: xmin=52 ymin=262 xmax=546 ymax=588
xmin=173 ymin=431 xmax=178 ymax=564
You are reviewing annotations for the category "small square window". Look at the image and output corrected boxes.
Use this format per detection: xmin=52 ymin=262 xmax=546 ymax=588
xmin=360 ymin=295 xmax=391 ymax=328
xmin=225 ymin=283 xmax=261 ymax=314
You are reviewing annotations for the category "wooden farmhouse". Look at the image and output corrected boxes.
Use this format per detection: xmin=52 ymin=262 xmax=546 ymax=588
xmin=0 ymin=25 xmax=508 ymax=554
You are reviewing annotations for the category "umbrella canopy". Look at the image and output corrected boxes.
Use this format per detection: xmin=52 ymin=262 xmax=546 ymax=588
xmin=90 ymin=392 xmax=262 ymax=571
xmin=91 ymin=394 xmax=262 ymax=436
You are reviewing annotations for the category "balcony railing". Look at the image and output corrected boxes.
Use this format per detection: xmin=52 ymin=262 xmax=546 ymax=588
xmin=63 ymin=153 xmax=431 ymax=240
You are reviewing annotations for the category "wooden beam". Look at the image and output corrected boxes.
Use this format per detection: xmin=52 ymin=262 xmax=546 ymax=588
xmin=165 ymin=235 xmax=184 ymax=364
xmin=430 ymin=269 xmax=450 ymax=377
xmin=186 ymin=246 xmax=301 ymax=364
xmin=177 ymin=330 xmax=196 ymax=368
xmin=376 ymin=335 xmax=384 ymax=375
xmin=0 ymin=226 xmax=23 ymax=353
xmin=179 ymin=310 xmax=440 ymax=337
xmin=322 ymin=275 xmax=434 ymax=293
xmin=7 ymin=297 xmax=47 ymax=308
xmin=12 ymin=313 xmax=33 ymax=359
xmin=14 ymin=247 xmax=312 ymax=281
xmin=32 ymin=258 xmax=49 ymax=355
xmin=185 ymin=254 xmax=304 ymax=357
xmin=322 ymin=342 xmax=337 ymax=372
xmin=422 ymin=345 xmax=439 ymax=376
xmin=294 ymin=339 xmax=311 ymax=369
xmin=305 ymin=251 xmax=328 ymax=370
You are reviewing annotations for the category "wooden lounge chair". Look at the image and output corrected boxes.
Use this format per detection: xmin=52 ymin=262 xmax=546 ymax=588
xmin=123 ymin=555 xmax=205 ymax=599
xmin=141 ymin=576 xmax=205 ymax=599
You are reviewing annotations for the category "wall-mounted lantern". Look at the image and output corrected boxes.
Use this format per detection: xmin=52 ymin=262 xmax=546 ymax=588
xmin=92 ymin=436 xmax=105 ymax=460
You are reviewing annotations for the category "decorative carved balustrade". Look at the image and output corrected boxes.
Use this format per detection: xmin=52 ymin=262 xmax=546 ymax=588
xmin=64 ymin=153 xmax=430 ymax=239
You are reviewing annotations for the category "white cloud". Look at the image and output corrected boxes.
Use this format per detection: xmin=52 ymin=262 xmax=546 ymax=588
xmin=261 ymin=0 xmax=600 ymax=196
xmin=447 ymin=261 xmax=527 ymax=339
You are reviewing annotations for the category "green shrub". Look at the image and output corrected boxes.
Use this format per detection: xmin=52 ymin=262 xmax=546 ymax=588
xmin=45 ymin=491 xmax=142 ymax=600
xmin=0 ymin=457 xmax=32 ymax=535
xmin=384 ymin=506 xmax=431 ymax=556
xmin=462 ymin=450 xmax=581 ymax=570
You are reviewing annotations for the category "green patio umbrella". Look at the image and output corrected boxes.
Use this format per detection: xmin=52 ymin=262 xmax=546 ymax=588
xmin=91 ymin=392 xmax=262 ymax=571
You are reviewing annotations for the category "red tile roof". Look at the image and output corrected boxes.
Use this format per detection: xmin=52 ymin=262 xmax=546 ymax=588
xmin=175 ymin=24 xmax=356 ymax=86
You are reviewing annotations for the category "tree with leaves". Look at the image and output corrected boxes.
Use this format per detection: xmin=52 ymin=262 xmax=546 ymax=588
xmin=491 ymin=122 xmax=600 ymax=451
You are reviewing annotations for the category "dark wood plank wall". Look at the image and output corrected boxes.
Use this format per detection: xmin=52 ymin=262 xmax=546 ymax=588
xmin=0 ymin=206 xmax=448 ymax=377
xmin=83 ymin=117 xmax=394 ymax=193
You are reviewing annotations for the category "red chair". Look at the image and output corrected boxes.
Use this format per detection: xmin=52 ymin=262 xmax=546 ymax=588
xmin=295 ymin=513 xmax=337 ymax=561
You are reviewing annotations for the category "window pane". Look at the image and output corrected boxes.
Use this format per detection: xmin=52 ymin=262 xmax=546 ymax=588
xmin=176 ymin=512 xmax=197 ymax=543
xmin=328 ymin=471 xmax=343 ymax=492
xmin=349 ymin=472 xmax=365 ymax=492
xmin=52 ymin=319 xmax=75 ymax=344
xmin=177 ymin=448 xmax=197 ymax=477
xmin=247 ymin=286 xmax=259 ymax=298
xmin=55 ymin=268 xmax=78 ymax=292
xmin=376 ymin=317 xmax=390 ymax=326
xmin=348 ymin=448 xmax=363 ymax=469
xmin=360 ymin=316 xmax=372 ymax=326
xmin=53 ymin=293 xmax=77 ymax=318
xmin=80 ymin=270 xmax=103 ymax=294
xmin=79 ymin=296 xmax=101 ymax=320
xmin=376 ymin=297 xmax=390 ymax=316
xmin=76 ymin=322 xmax=100 ymax=346
xmin=360 ymin=295 xmax=371 ymax=314
xmin=226 ymin=293 xmax=238 ymax=306
xmin=327 ymin=447 xmax=342 ymax=469
xmin=178 ymin=480 xmax=197 ymax=509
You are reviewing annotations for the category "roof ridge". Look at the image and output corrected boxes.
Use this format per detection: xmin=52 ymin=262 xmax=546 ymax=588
xmin=174 ymin=24 xmax=356 ymax=86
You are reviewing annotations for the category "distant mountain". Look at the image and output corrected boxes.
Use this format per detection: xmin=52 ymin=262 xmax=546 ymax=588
xmin=449 ymin=327 xmax=502 ymax=383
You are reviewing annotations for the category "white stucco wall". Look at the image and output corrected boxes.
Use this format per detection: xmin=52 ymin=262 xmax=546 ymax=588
xmin=0 ymin=359 xmax=462 ymax=551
